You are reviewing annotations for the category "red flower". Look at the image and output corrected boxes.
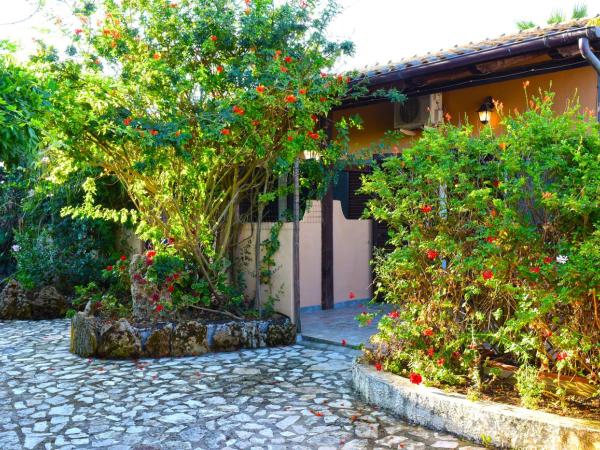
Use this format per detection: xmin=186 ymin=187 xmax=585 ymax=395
xmin=152 ymin=52 xmax=161 ymax=60
xmin=420 ymin=205 xmax=433 ymax=214
xmin=119 ymin=265 xmax=125 ymax=271
xmin=232 ymin=105 xmax=245 ymax=115
xmin=274 ymin=50 xmax=282 ymax=59
xmin=492 ymin=180 xmax=500 ymax=188
xmin=530 ymin=266 xmax=540 ymax=274
xmin=167 ymin=285 xmax=174 ymax=293
xmin=319 ymin=97 xmax=326 ymax=102
xmin=287 ymin=135 xmax=294 ymax=141
xmin=427 ymin=347 xmax=435 ymax=357
xmin=490 ymin=209 xmax=497 ymax=218
xmin=423 ymin=328 xmax=434 ymax=337
xmin=280 ymin=66 xmax=288 ymax=73
xmin=437 ymin=358 xmax=446 ymax=367
xmin=146 ymin=250 xmax=157 ymax=258
xmin=348 ymin=291 xmax=356 ymax=300
xmin=544 ymin=330 xmax=553 ymax=338
xmin=155 ymin=304 xmax=164 ymax=313
xmin=426 ymin=249 xmax=439 ymax=260
xmin=256 ymin=85 xmax=265 ymax=94
xmin=482 ymin=269 xmax=494 ymax=281
xmin=556 ymin=351 xmax=568 ymax=361
xmin=210 ymin=35 xmax=217 ymax=41
xmin=285 ymin=95 xmax=297 ymax=103
xmin=452 ymin=351 xmax=462 ymax=359
xmin=216 ymin=65 xmax=223 ymax=74
xmin=173 ymin=273 xmax=180 ymax=280
xmin=150 ymin=129 xmax=159 ymax=136
xmin=311 ymin=114 xmax=318 ymax=122
xmin=252 ymin=120 xmax=260 ymax=127
xmin=284 ymin=56 xmax=293 ymax=63
xmin=151 ymin=293 xmax=160 ymax=302
xmin=120 ymin=255 xmax=127 ymax=261
xmin=341 ymin=339 xmax=347 ymax=346
xmin=106 ymin=265 xmax=113 ymax=271
xmin=409 ymin=372 xmax=423 ymax=385
xmin=543 ymin=256 xmax=553 ymax=264
xmin=485 ymin=236 xmax=496 ymax=243
xmin=75 ymin=28 xmax=83 ymax=35
xmin=221 ymin=128 xmax=231 ymax=135
xmin=167 ymin=237 xmax=175 ymax=244
xmin=374 ymin=362 xmax=382 ymax=371
xmin=123 ymin=117 xmax=132 ymax=126
xmin=299 ymin=89 xmax=307 ymax=95
xmin=307 ymin=131 xmax=320 ymax=140
xmin=387 ymin=310 xmax=399 ymax=319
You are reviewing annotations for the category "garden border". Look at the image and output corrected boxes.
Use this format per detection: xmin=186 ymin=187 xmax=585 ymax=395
xmin=352 ymin=361 xmax=600 ymax=449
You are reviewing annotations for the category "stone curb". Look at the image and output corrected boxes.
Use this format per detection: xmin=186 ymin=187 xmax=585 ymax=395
xmin=352 ymin=360 xmax=600 ymax=450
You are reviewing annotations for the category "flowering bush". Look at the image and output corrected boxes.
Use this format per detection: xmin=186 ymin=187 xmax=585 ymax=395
xmin=359 ymin=90 xmax=600 ymax=400
xmin=39 ymin=0 xmax=364 ymax=312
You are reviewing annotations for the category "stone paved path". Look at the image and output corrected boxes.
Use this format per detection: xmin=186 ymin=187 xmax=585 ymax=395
xmin=0 ymin=320 xmax=482 ymax=450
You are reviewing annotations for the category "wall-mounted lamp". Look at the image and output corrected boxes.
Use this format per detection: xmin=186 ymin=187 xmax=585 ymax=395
xmin=477 ymin=96 xmax=495 ymax=124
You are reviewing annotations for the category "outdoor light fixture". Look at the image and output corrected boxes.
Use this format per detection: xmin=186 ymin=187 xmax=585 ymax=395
xmin=477 ymin=96 xmax=495 ymax=124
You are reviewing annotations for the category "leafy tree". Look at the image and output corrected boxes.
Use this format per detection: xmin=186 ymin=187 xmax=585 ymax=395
xmin=40 ymin=0 xmax=361 ymax=311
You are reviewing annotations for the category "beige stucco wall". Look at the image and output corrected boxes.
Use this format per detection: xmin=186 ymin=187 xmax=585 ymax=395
xmin=332 ymin=200 xmax=372 ymax=303
xmin=333 ymin=66 xmax=598 ymax=153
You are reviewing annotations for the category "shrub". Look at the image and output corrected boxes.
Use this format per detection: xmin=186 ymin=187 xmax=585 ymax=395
xmin=360 ymin=89 xmax=600 ymax=397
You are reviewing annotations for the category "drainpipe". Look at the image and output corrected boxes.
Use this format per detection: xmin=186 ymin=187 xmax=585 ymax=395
xmin=579 ymin=37 xmax=600 ymax=73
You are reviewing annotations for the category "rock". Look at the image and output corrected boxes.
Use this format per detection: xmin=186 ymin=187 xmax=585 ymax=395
xmin=0 ymin=280 xmax=67 ymax=320
xmin=0 ymin=280 xmax=30 ymax=320
xmin=211 ymin=322 xmax=243 ymax=351
xmin=171 ymin=321 xmax=208 ymax=356
xmin=97 ymin=319 xmax=142 ymax=358
xmin=129 ymin=254 xmax=156 ymax=321
xmin=266 ymin=320 xmax=297 ymax=346
xmin=70 ymin=313 xmax=98 ymax=357
xmin=30 ymin=286 xmax=67 ymax=319
xmin=144 ymin=324 xmax=172 ymax=358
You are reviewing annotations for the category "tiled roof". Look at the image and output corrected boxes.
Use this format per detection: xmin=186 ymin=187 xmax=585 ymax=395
xmin=356 ymin=17 xmax=599 ymax=79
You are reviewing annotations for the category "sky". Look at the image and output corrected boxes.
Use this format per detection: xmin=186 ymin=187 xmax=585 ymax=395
xmin=0 ymin=0 xmax=596 ymax=70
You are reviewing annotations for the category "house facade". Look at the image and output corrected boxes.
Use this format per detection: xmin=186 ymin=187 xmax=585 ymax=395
xmin=245 ymin=19 xmax=600 ymax=325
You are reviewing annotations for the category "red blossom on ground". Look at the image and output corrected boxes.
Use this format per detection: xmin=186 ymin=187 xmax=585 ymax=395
xmin=221 ymin=128 xmax=231 ymax=135
xmin=341 ymin=339 xmax=347 ymax=346
xmin=285 ymin=94 xmax=296 ymax=103
xmin=409 ymin=372 xmax=423 ymax=385
xmin=482 ymin=269 xmax=494 ymax=281
xmin=123 ymin=117 xmax=132 ymax=126
xmin=423 ymin=328 xmax=434 ymax=337
xmin=426 ymin=249 xmax=439 ymax=260
xmin=256 ymin=85 xmax=265 ymax=93
xmin=387 ymin=310 xmax=399 ymax=319
xmin=348 ymin=291 xmax=356 ymax=300
xmin=374 ymin=362 xmax=382 ymax=371
xmin=420 ymin=205 xmax=433 ymax=214
xmin=155 ymin=304 xmax=164 ymax=313
xmin=530 ymin=266 xmax=540 ymax=274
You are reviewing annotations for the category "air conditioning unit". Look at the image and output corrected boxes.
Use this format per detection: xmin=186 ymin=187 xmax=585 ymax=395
xmin=394 ymin=93 xmax=443 ymax=130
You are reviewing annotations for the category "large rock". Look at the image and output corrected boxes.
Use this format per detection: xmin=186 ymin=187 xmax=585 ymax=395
xmin=97 ymin=319 xmax=142 ymax=358
xmin=30 ymin=286 xmax=68 ymax=319
xmin=0 ymin=280 xmax=30 ymax=319
xmin=143 ymin=324 xmax=172 ymax=358
xmin=211 ymin=322 xmax=243 ymax=351
xmin=171 ymin=321 xmax=208 ymax=356
xmin=266 ymin=321 xmax=297 ymax=346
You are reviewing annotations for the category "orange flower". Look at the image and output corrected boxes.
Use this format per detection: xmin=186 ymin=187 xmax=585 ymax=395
xmin=123 ymin=117 xmax=132 ymax=126
xmin=444 ymin=112 xmax=452 ymax=122
xmin=232 ymin=105 xmax=245 ymax=115
xmin=152 ymin=52 xmax=161 ymax=60
xmin=256 ymin=84 xmax=265 ymax=94
xmin=175 ymin=130 xmax=181 ymax=137
xmin=542 ymin=191 xmax=554 ymax=200
xmin=284 ymin=56 xmax=293 ymax=63
xmin=523 ymin=80 xmax=530 ymax=89
xmin=285 ymin=94 xmax=296 ymax=103
xmin=280 ymin=66 xmax=288 ymax=73
xmin=216 ymin=65 xmax=223 ymax=74
xmin=150 ymin=129 xmax=158 ymax=136
xmin=273 ymin=50 xmax=282 ymax=60
xmin=220 ymin=128 xmax=231 ymax=135
xmin=299 ymin=88 xmax=307 ymax=95
xmin=210 ymin=35 xmax=217 ymax=42
xmin=499 ymin=142 xmax=507 ymax=150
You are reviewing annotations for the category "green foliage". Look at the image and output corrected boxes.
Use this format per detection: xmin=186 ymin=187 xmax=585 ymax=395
xmin=360 ymin=90 xmax=600 ymax=402
xmin=515 ymin=365 xmax=544 ymax=409
xmin=516 ymin=21 xmax=536 ymax=31
xmin=39 ymin=0 xmax=362 ymax=310
xmin=572 ymin=3 xmax=588 ymax=20
xmin=547 ymin=10 xmax=566 ymax=25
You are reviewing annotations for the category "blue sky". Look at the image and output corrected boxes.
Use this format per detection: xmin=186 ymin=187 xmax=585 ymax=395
xmin=1 ymin=0 xmax=595 ymax=70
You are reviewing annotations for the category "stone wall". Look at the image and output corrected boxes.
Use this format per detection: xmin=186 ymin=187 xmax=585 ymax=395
xmin=70 ymin=312 xmax=297 ymax=358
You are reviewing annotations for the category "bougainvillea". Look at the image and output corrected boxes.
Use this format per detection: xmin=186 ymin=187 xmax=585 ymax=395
xmin=39 ymin=0 xmax=364 ymax=312
xmin=360 ymin=90 xmax=600 ymax=401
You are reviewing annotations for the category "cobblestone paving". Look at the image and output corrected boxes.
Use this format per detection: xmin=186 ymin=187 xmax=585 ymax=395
xmin=0 ymin=320 xmax=483 ymax=450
